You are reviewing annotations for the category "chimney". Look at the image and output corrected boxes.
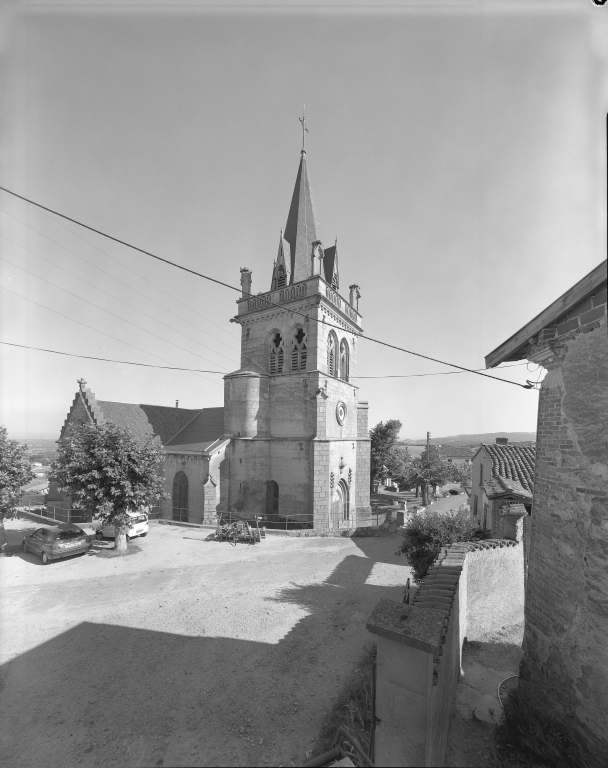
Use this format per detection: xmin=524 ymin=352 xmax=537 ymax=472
xmin=496 ymin=437 xmax=508 ymax=445
xmin=175 ymin=400 xmax=179 ymax=408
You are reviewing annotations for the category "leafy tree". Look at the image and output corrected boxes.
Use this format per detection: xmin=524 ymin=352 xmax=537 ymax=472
xmin=446 ymin=461 xmax=472 ymax=487
xmin=49 ymin=422 xmax=166 ymax=553
xmin=0 ymin=426 xmax=35 ymax=553
xmin=396 ymin=508 xmax=477 ymax=583
xmin=369 ymin=419 xmax=402 ymax=487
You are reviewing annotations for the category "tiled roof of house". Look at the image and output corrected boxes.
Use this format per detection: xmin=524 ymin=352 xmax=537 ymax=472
xmin=481 ymin=476 xmax=533 ymax=500
xmin=165 ymin=407 xmax=225 ymax=449
xmin=482 ymin=443 xmax=536 ymax=492
xmin=437 ymin=445 xmax=475 ymax=459
xmin=95 ymin=401 xmax=201 ymax=445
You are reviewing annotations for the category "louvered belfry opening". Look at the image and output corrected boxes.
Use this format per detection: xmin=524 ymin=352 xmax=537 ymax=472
xmin=291 ymin=327 xmax=307 ymax=372
xmin=339 ymin=339 xmax=349 ymax=381
xmin=276 ymin=265 xmax=286 ymax=288
xmin=327 ymin=332 xmax=338 ymax=377
xmin=269 ymin=331 xmax=284 ymax=374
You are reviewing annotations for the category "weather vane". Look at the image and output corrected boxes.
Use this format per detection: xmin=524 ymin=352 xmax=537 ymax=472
xmin=299 ymin=106 xmax=308 ymax=151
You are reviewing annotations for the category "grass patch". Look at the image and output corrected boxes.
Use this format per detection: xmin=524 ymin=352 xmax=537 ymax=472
xmin=309 ymin=644 xmax=375 ymax=762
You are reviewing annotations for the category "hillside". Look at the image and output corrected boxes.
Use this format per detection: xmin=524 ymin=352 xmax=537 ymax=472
xmin=401 ymin=432 xmax=536 ymax=446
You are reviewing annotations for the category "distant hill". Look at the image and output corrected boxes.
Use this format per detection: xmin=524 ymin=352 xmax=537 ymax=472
xmin=401 ymin=432 xmax=536 ymax=446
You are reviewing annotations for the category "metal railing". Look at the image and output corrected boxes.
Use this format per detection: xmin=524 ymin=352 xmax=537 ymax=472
xmin=217 ymin=510 xmax=313 ymax=530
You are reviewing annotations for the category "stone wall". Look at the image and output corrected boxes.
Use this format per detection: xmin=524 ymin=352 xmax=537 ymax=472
xmin=367 ymin=537 xmax=525 ymax=766
xmin=160 ymin=452 xmax=211 ymax=525
xmin=521 ymin=308 xmax=608 ymax=767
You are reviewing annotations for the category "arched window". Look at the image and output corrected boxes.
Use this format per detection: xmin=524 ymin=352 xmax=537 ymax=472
xmin=291 ymin=327 xmax=307 ymax=372
xmin=269 ymin=331 xmax=284 ymax=374
xmin=266 ymin=481 xmax=279 ymax=518
xmin=339 ymin=339 xmax=349 ymax=382
xmin=173 ymin=471 xmax=188 ymax=523
xmin=327 ymin=332 xmax=338 ymax=377
xmin=276 ymin=265 xmax=286 ymax=288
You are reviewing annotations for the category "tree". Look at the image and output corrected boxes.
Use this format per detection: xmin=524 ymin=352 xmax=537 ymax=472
xmin=404 ymin=445 xmax=453 ymax=506
xmin=0 ymin=426 xmax=35 ymax=553
xmin=446 ymin=461 xmax=472 ymax=487
xmin=369 ymin=419 xmax=402 ymax=486
xmin=49 ymin=422 xmax=166 ymax=553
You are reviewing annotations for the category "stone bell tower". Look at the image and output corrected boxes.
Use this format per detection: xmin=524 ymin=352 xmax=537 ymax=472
xmin=219 ymin=134 xmax=371 ymax=530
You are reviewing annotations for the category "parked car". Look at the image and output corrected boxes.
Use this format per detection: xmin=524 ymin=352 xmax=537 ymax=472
xmin=95 ymin=511 xmax=148 ymax=541
xmin=22 ymin=524 xmax=91 ymax=564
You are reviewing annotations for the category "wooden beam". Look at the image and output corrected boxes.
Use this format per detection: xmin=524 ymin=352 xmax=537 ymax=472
xmin=485 ymin=261 xmax=607 ymax=368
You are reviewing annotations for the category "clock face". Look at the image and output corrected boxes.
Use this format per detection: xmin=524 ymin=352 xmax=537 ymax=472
xmin=336 ymin=401 xmax=347 ymax=425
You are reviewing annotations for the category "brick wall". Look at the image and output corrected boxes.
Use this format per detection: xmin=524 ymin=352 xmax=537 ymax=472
xmin=521 ymin=310 xmax=607 ymax=768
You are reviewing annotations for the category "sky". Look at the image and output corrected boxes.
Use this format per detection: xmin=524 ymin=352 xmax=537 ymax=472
xmin=0 ymin=1 xmax=606 ymax=440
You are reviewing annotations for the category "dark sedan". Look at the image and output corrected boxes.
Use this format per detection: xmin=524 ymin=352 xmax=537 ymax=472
xmin=22 ymin=524 xmax=91 ymax=564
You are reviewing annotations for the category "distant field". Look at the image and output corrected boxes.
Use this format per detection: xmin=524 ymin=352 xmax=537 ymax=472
xmin=401 ymin=432 xmax=536 ymax=446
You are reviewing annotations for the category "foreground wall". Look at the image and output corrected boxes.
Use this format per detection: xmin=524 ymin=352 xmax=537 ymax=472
xmin=521 ymin=310 xmax=608 ymax=767
xmin=367 ymin=536 xmax=524 ymax=766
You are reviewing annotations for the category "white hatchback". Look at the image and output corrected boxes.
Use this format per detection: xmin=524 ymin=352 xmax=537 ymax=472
xmin=95 ymin=511 xmax=149 ymax=541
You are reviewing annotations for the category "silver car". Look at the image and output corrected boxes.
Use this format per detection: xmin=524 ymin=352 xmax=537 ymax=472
xmin=22 ymin=524 xmax=91 ymax=564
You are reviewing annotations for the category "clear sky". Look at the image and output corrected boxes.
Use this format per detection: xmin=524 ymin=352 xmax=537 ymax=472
xmin=1 ymin=1 xmax=606 ymax=439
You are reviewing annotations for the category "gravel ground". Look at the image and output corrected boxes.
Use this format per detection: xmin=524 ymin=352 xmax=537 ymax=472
xmin=0 ymin=518 xmax=411 ymax=768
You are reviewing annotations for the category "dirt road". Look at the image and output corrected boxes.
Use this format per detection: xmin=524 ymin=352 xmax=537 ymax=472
xmin=0 ymin=519 xmax=411 ymax=767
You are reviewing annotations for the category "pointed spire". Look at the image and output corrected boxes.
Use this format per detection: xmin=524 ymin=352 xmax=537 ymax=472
xmin=284 ymin=150 xmax=321 ymax=284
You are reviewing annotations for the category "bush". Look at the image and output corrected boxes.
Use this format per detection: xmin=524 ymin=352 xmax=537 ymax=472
xmin=395 ymin=508 xmax=476 ymax=583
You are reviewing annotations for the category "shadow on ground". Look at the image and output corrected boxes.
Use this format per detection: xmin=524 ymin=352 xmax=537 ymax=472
xmin=1 ymin=532 xmax=411 ymax=768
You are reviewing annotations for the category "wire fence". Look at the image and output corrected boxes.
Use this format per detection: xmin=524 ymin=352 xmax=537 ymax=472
xmin=18 ymin=502 xmax=162 ymax=525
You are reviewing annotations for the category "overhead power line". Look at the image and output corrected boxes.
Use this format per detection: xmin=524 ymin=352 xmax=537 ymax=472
xmin=0 ymin=341 xmax=527 ymax=379
xmin=0 ymin=341 xmax=226 ymax=373
xmin=0 ymin=185 xmax=533 ymax=389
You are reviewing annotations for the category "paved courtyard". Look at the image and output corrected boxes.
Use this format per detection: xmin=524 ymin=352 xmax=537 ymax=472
xmin=0 ymin=519 xmax=411 ymax=768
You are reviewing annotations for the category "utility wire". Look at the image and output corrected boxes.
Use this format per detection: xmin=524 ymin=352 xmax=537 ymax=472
xmin=0 ymin=185 xmax=532 ymax=389
xmin=0 ymin=342 xmax=226 ymax=373
xmin=0 ymin=207 xmax=240 ymax=350
xmin=0 ymin=287 xmax=223 ymax=389
xmin=0 ymin=234 xmax=239 ymax=366
xmin=0 ymin=257 xmax=232 ymax=371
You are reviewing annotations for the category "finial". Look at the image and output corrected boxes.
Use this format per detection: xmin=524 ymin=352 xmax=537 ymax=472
xmin=77 ymin=378 xmax=87 ymax=391
xmin=299 ymin=106 xmax=308 ymax=153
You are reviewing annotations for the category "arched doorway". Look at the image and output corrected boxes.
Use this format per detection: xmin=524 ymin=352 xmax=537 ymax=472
xmin=266 ymin=481 xmax=279 ymax=519
xmin=173 ymin=471 xmax=188 ymax=522
xmin=332 ymin=480 xmax=350 ymax=527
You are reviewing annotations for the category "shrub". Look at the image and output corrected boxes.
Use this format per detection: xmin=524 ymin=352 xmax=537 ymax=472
xmin=396 ymin=508 xmax=476 ymax=583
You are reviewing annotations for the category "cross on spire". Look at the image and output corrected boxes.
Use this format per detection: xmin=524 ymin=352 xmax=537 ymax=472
xmin=299 ymin=106 xmax=308 ymax=152
xmin=77 ymin=378 xmax=87 ymax=390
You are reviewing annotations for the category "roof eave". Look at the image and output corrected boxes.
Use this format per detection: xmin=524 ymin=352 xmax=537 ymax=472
xmin=485 ymin=261 xmax=607 ymax=368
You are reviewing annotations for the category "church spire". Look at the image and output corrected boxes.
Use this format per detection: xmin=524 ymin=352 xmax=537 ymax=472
xmin=284 ymin=116 xmax=322 ymax=284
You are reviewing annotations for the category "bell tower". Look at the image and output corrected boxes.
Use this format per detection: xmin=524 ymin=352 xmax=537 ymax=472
xmin=220 ymin=135 xmax=371 ymax=530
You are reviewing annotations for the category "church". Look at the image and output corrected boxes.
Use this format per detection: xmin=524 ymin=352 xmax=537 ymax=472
xmin=48 ymin=140 xmax=372 ymax=530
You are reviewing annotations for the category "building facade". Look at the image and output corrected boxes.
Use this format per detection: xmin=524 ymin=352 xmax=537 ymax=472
xmin=470 ymin=439 xmax=535 ymax=536
xmin=47 ymin=380 xmax=228 ymax=525
xmin=219 ymin=145 xmax=372 ymax=529
xmin=485 ymin=261 xmax=607 ymax=767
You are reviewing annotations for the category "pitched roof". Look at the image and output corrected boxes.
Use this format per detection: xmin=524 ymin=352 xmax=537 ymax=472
xmin=95 ymin=401 xmax=201 ymax=445
xmin=165 ymin=407 xmax=225 ymax=449
xmin=482 ymin=443 xmax=536 ymax=492
xmin=481 ymin=476 xmax=533 ymax=501
xmin=284 ymin=150 xmax=321 ymax=283
xmin=437 ymin=445 xmax=474 ymax=459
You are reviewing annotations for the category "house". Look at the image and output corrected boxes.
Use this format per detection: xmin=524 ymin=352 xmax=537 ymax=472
xmin=485 ymin=260 xmax=607 ymax=767
xmin=436 ymin=445 xmax=474 ymax=466
xmin=469 ymin=438 xmax=535 ymax=536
